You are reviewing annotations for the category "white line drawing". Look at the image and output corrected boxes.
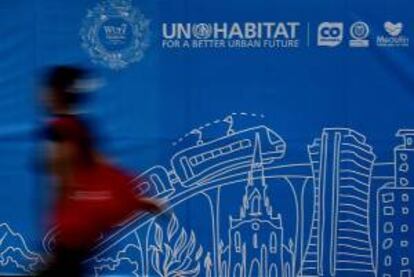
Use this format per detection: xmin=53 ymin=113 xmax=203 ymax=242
xmin=226 ymin=135 xmax=292 ymax=277
xmin=172 ymin=113 xmax=266 ymax=146
xmin=13 ymin=116 xmax=411 ymax=277
xmin=191 ymin=129 xmax=205 ymax=146
xmin=205 ymin=251 xmax=213 ymax=277
xmin=147 ymin=213 xmax=204 ymax=276
xmin=224 ymin=116 xmax=235 ymax=136
xmin=376 ymin=130 xmax=414 ymax=277
xmin=300 ymin=128 xmax=376 ymax=277
xmin=0 ymin=223 xmax=44 ymax=275
xmin=91 ymin=226 xmax=145 ymax=276
xmin=170 ymin=125 xmax=286 ymax=187
xmin=93 ymin=237 xmax=143 ymax=277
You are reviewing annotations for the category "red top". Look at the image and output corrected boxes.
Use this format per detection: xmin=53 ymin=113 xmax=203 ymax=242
xmin=47 ymin=115 xmax=141 ymax=248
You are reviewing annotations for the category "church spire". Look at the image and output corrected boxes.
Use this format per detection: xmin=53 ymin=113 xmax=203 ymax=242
xmin=247 ymin=134 xmax=264 ymax=186
xmin=253 ymin=133 xmax=263 ymax=167
xmin=240 ymin=134 xmax=270 ymax=217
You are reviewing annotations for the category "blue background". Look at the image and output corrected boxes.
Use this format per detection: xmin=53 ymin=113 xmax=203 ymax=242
xmin=0 ymin=0 xmax=413 ymax=276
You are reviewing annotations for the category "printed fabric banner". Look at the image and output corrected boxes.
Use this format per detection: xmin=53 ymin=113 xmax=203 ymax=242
xmin=0 ymin=0 xmax=413 ymax=276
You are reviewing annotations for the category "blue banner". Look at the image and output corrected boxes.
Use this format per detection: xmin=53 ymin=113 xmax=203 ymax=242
xmin=0 ymin=0 xmax=413 ymax=276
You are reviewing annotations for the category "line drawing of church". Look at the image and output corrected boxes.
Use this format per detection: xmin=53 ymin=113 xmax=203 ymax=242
xmin=226 ymin=134 xmax=293 ymax=277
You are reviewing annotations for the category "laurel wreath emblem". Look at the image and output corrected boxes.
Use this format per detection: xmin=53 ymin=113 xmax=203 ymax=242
xmin=80 ymin=0 xmax=150 ymax=70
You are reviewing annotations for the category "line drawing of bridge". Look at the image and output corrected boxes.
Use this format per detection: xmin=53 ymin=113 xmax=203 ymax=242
xmin=41 ymin=120 xmax=313 ymax=276
xmin=37 ymin=116 xmax=409 ymax=277
xmin=87 ymin=139 xmax=312 ymax=276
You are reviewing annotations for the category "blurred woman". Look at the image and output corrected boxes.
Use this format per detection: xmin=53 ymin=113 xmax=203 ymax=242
xmin=38 ymin=66 xmax=162 ymax=276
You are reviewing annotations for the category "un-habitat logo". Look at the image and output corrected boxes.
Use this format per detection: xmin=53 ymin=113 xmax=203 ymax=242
xmin=161 ymin=22 xmax=301 ymax=49
xmin=80 ymin=0 xmax=150 ymax=70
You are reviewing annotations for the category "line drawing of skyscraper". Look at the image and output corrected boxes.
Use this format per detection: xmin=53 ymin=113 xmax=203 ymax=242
xmin=300 ymin=128 xmax=376 ymax=277
xmin=377 ymin=130 xmax=414 ymax=277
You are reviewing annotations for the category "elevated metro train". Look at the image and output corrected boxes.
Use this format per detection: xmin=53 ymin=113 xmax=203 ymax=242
xmin=171 ymin=126 xmax=286 ymax=186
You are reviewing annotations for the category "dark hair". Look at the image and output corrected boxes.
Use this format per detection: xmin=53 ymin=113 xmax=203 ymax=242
xmin=44 ymin=65 xmax=89 ymax=107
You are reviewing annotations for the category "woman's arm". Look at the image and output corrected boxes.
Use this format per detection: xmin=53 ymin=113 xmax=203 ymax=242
xmin=135 ymin=197 xmax=163 ymax=213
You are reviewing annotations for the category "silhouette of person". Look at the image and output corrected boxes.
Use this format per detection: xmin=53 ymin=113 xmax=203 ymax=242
xmin=37 ymin=66 xmax=162 ymax=276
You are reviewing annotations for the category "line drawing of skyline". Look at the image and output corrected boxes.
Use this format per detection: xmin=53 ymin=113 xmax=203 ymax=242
xmin=2 ymin=115 xmax=412 ymax=276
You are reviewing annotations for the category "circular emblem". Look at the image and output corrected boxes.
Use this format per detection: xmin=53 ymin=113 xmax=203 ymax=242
xmin=350 ymin=21 xmax=370 ymax=40
xmin=192 ymin=23 xmax=213 ymax=39
xmin=80 ymin=0 xmax=150 ymax=70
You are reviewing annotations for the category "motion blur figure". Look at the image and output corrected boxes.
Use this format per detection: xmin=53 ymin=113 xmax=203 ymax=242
xmin=37 ymin=66 xmax=162 ymax=276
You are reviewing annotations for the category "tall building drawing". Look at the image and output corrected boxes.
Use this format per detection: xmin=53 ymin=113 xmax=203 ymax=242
xmin=377 ymin=130 xmax=414 ymax=277
xmin=300 ymin=128 xmax=376 ymax=276
xmin=228 ymin=135 xmax=286 ymax=277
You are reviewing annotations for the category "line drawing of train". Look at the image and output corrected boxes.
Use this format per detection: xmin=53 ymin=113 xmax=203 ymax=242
xmin=170 ymin=126 xmax=286 ymax=186
xmin=42 ymin=126 xmax=286 ymax=255
xmin=85 ymin=126 xmax=289 ymax=267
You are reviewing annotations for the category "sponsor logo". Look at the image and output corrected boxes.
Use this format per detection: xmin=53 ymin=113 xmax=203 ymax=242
xmin=317 ymin=22 xmax=343 ymax=47
xmin=349 ymin=21 xmax=370 ymax=47
xmin=161 ymin=22 xmax=301 ymax=49
xmin=80 ymin=0 xmax=150 ymax=70
xmin=384 ymin=21 xmax=403 ymax=36
xmin=377 ymin=21 xmax=409 ymax=47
